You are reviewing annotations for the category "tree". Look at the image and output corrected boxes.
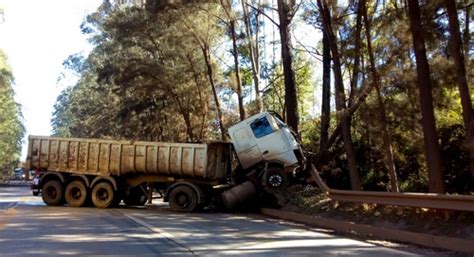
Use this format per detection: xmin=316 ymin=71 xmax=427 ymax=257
xmin=444 ymin=0 xmax=474 ymax=180
xmin=361 ymin=0 xmax=399 ymax=192
xmin=263 ymin=54 xmax=314 ymax=121
xmin=0 ymin=50 xmax=25 ymax=181
xmin=317 ymin=0 xmax=361 ymax=190
xmin=221 ymin=0 xmax=246 ymax=120
xmin=408 ymin=0 xmax=444 ymax=193
xmin=241 ymin=0 xmax=262 ymax=113
xmin=319 ymin=30 xmax=331 ymax=153
xmin=277 ymin=0 xmax=299 ymax=133
xmin=180 ymin=5 xmax=227 ymax=140
xmin=53 ymin=3 xmax=222 ymax=143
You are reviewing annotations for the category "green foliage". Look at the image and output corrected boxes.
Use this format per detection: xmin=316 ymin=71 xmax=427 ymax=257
xmin=263 ymin=53 xmax=315 ymax=121
xmin=0 ymin=50 xmax=25 ymax=181
xmin=47 ymin=1 xmax=473 ymax=194
xmin=302 ymin=1 xmax=472 ymax=193
xmin=439 ymin=124 xmax=473 ymax=193
xmin=52 ymin=3 xmax=226 ymax=142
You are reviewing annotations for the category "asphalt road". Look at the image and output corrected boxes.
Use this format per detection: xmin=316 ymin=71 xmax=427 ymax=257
xmin=0 ymin=185 xmax=435 ymax=256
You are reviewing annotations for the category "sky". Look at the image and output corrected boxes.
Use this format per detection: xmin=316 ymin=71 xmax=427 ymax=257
xmin=0 ymin=0 xmax=102 ymax=159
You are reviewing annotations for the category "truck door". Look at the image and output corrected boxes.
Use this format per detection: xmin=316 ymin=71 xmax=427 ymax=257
xmin=231 ymin=126 xmax=263 ymax=169
xmin=250 ymin=115 xmax=291 ymax=164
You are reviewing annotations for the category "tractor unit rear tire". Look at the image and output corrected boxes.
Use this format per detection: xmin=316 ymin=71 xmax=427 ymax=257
xmin=169 ymin=185 xmax=198 ymax=212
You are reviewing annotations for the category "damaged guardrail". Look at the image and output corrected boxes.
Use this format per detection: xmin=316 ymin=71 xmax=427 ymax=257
xmin=309 ymin=164 xmax=474 ymax=212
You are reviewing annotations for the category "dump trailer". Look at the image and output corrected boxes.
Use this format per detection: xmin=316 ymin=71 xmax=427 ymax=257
xmin=26 ymin=112 xmax=306 ymax=212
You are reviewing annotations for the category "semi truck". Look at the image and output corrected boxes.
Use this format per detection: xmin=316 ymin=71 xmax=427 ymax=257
xmin=26 ymin=112 xmax=306 ymax=212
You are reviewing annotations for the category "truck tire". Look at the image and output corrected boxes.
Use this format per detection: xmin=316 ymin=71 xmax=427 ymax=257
xmin=91 ymin=182 xmax=115 ymax=208
xmin=169 ymin=185 xmax=198 ymax=212
xmin=41 ymin=180 xmax=64 ymax=206
xmin=65 ymin=181 xmax=87 ymax=207
xmin=264 ymin=167 xmax=288 ymax=189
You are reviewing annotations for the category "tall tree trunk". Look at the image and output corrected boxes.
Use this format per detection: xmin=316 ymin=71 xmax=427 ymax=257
xmin=320 ymin=30 xmax=331 ymax=152
xmin=277 ymin=0 xmax=299 ymax=133
xmin=463 ymin=1 xmax=470 ymax=57
xmin=221 ymin=0 xmax=246 ymax=120
xmin=202 ymin=46 xmax=226 ymax=141
xmin=317 ymin=0 xmax=361 ymax=190
xmin=184 ymin=17 xmax=227 ymax=141
xmin=231 ymin=20 xmax=246 ymax=121
xmin=349 ymin=0 xmax=364 ymax=106
xmin=444 ymin=0 xmax=474 ymax=179
xmin=185 ymin=53 xmax=208 ymax=141
xmin=241 ymin=0 xmax=262 ymax=112
xmin=362 ymin=0 xmax=399 ymax=192
xmin=407 ymin=0 xmax=444 ymax=193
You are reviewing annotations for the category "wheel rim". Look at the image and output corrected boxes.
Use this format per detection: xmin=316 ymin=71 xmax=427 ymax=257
xmin=46 ymin=187 xmax=57 ymax=199
xmin=176 ymin=193 xmax=189 ymax=208
xmin=71 ymin=187 xmax=82 ymax=200
xmin=268 ymin=174 xmax=283 ymax=187
xmin=97 ymin=188 xmax=109 ymax=202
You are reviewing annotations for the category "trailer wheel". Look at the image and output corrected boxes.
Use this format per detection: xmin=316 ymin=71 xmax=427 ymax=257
xmin=65 ymin=181 xmax=87 ymax=207
xmin=169 ymin=185 xmax=198 ymax=212
xmin=264 ymin=167 xmax=288 ymax=189
xmin=41 ymin=180 xmax=64 ymax=206
xmin=91 ymin=182 xmax=115 ymax=208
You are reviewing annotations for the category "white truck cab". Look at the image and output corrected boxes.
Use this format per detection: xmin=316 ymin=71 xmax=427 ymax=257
xmin=228 ymin=112 xmax=305 ymax=173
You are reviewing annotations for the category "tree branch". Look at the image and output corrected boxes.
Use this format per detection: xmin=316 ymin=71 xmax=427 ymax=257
xmin=246 ymin=3 xmax=280 ymax=28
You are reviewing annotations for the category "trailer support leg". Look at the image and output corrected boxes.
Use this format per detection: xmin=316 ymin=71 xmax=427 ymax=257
xmin=147 ymin=183 xmax=153 ymax=204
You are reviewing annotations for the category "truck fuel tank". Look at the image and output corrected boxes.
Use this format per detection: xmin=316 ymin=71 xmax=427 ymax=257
xmin=221 ymin=181 xmax=256 ymax=209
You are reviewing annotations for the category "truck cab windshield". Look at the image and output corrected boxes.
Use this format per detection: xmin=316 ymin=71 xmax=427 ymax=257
xmin=250 ymin=116 xmax=274 ymax=138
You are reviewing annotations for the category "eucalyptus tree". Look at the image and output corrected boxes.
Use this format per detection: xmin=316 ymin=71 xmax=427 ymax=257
xmin=277 ymin=0 xmax=299 ymax=133
xmin=317 ymin=0 xmax=361 ymax=190
xmin=53 ymin=2 xmax=224 ymax=143
xmin=241 ymin=0 xmax=263 ymax=113
xmin=173 ymin=4 xmax=228 ymax=140
xmin=263 ymin=53 xmax=314 ymax=121
xmin=221 ymin=0 xmax=246 ymax=120
xmin=0 ymin=50 xmax=25 ymax=180
xmin=361 ymin=0 xmax=399 ymax=192
xmin=408 ymin=0 xmax=444 ymax=193
xmin=444 ymin=0 xmax=474 ymax=179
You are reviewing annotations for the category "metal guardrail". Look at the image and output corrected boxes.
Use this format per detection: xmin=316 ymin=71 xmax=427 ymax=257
xmin=309 ymin=164 xmax=474 ymax=212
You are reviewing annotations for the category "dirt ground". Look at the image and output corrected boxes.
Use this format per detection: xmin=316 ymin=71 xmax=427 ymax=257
xmin=274 ymin=185 xmax=474 ymax=241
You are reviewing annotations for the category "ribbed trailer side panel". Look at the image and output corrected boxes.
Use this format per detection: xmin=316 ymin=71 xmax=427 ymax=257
xmin=26 ymin=136 xmax=231 ymax=180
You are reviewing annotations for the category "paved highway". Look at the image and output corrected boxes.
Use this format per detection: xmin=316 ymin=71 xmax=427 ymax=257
xmin=0 ymin=185 xmax=445 ymax=256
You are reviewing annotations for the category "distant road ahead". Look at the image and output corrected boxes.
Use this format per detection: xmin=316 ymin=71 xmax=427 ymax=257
xmin=0 ymin=186 xmax=429 ymax=256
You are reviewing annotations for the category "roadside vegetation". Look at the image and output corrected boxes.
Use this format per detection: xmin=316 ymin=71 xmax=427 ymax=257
xmin=0 ymin=50 xmax=25 ymax=182
xmin=10 ymin=2 xmax=474 ymax=194
xmin=281 ymin=184 xmax=474 ymax=241
xmin=51 ymin=0 xmax=472 ymax=195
